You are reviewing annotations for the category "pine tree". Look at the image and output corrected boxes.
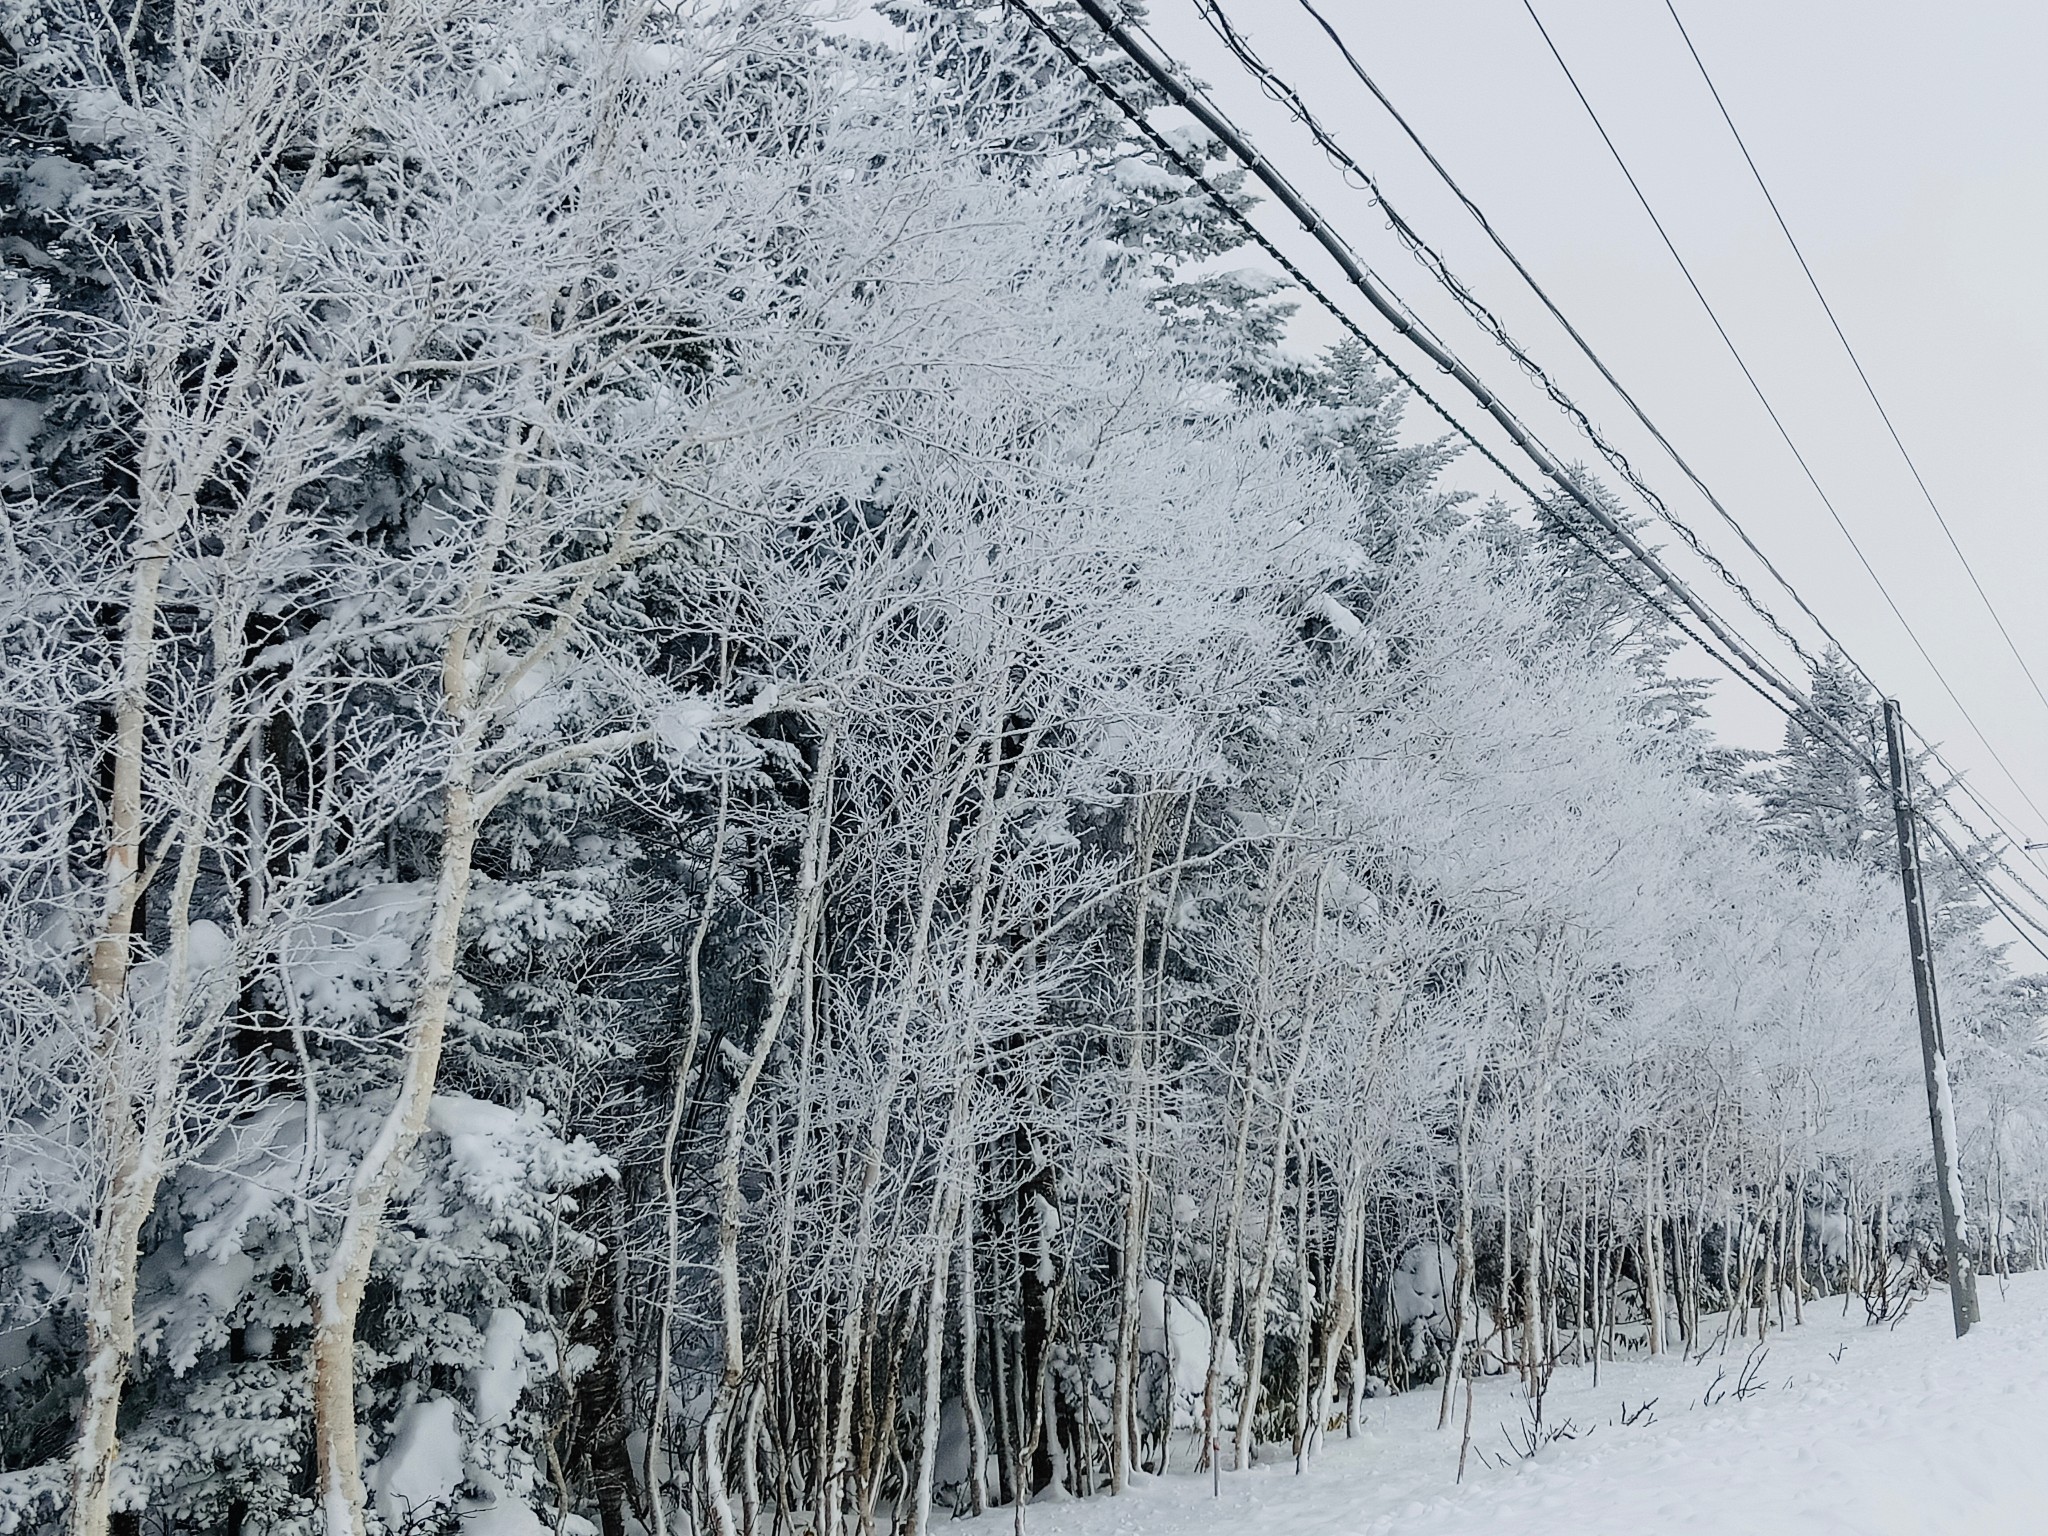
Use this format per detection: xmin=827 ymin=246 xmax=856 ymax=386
xmin=1756 ymin=652 xmax=1891 ymax=869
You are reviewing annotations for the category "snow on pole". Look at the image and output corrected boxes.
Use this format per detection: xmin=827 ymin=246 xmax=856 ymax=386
xmin=1883 ymin=699 xmax=1981 ymax=1337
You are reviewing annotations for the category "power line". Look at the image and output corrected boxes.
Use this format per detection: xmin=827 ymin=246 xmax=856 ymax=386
xmin=999 ymin=0 xmax=1785 ymax=726
xmin=1000 ymin=0 xmax=1939 ymax=827
xmin=1906 ymin=725 xmax=2048 ymax=901
xmin=1231 ymin=0 xmax=1874 ymax=701
xmin=1187 ymin=0 xmax=1851 ymax=698
xmin=1030 ymin=0 xmax=1827 ymax=731
xmin=1276 ymin=0 xmax=2048 ymax=932
xmin=1518 ymin=0 xmax=2048 ymax=836
xmin=1225 ymin=0 xmax=2048 ymax=918
xmin=1911 ymin=798 xmax=2048 ymax=965
xmin=1018 ymin=2 xmax=1886 ymax=784
xmin=1663 ymin=0 xmax=2048 ymax=739
xmin=1029 ymin=1 xmax=1926 ymax=779
xmin=1191 ymin=3 xmax=1953 ymax=811
xmin=1003 ymin=0 xmax=2048 ymax=956
xmin=1648 ymin=3 xmax=2048 ymax=916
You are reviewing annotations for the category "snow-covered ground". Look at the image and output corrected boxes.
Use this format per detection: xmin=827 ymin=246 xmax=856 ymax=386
xmin=1025 ymin=1274 xmax=2048 ymax=1536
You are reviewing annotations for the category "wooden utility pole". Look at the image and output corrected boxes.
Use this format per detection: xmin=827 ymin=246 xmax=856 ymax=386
xmin=1882 ymin=699 xmax=1980 ymax=1337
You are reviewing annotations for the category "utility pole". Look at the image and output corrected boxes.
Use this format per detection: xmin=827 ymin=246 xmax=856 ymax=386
xmin=1882 ymin=699 xmax=1980 ymax=1337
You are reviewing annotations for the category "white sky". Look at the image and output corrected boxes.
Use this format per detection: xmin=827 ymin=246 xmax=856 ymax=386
xmin=1136 ymin=0 xmax=2048 ymax=943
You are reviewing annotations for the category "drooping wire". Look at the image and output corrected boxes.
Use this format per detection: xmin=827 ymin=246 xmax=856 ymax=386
xmin=1663 ymin=0 xmax=2048 ymax=743
xmin=1192 ymin=0 xmax=1846 ymax=695
xmin=999 ymin=0 xmax=1774 ymax=709
xmin=1002 ymin=0 xmax=2048 ymax=956
xmin=1270 ymin=0 xmax=1884 ymax=704
xmin=1006 ymin=1 xmax=1847 ymax=758
xmin=1248 ymin=0 xmax=2048 ymax=917
xmin=1911 ymin=803 xmax=2048 ymax=964
xmin=1186 ymin=0 xmax=2048 ymax=914
xmin=1043 ymin=0 xmax=1828 ymax=726
xmin=1518 ymin=0 xmax=2048 ymax=835
xmin=1906 ymin=725 xmax=2048 ymax=900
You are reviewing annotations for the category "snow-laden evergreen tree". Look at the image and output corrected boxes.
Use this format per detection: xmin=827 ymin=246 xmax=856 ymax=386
xmin=1756 ymin=650 xmax=1892 ymax=868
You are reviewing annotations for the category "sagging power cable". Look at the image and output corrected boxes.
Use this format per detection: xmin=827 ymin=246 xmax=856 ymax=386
xmin=1221 ymin=0 xmax=2048 ymax=916
xmin=1664 ymin=0 xmax=2048 ymax=740
xmin=1000 ymin=0 xmax=1785 ymax=727
xmin=1027 ymin=0 xmax=1824 ymax=730
xmin=1274 ymin=0 xmax=2048 ymax=927
xmin=1196 ymin=0 xmax=1846 ymax=695
xmin=1519 ymin=0 xmax=2048 ymax=835
xmin=1002 ymin=0 xmax=2048 ymax=956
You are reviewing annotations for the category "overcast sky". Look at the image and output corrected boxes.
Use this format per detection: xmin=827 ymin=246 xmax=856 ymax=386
xmin=1136 ymin=0 xmax=2048 ymax=933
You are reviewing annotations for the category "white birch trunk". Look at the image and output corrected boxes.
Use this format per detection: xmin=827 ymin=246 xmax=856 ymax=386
xmin=704 ymin=736 xmax=837 ymax=1536
xmin=72 ymin=528 xmax=259 ymax=1536
xmin=311 ymin=773 xmax=480 ymax=1536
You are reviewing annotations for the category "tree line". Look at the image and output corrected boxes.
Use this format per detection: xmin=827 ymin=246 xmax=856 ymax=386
xmin=2 ymin=5 xmax=2043 ymax=1536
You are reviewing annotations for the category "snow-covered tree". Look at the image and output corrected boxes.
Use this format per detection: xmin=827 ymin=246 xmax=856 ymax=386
xmin=4 ymin=7 xmax=2045 ymax=1536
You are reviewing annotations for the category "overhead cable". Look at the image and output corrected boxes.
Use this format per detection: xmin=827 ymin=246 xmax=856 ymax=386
xmin=1663 ymin=0 xmax=2048 ymax=740
xmin=1518 ymin=0 xmax=2048 ymax=834
xmin=1002 ymin=0 xmax=2048 ymax=956
xmin=1271 ymin=0 xmax=1902 ymax=715
xmin=1905 ymin=726 xmax=2048 ymax=903
xmin=1259 ymin=0 xmax=2048 ymax=922
xmin=1000 ymin=0 xmax=1790 ymax=730
xmin=1027 ymin=0 xmax=1825 ymax=732
xmin=1196 ymin=0 xmax=1849 ymax=695
xmin=1237 ymin=0 xmax=2048 ymax=914
xmin=1017 ymin=0 xmax=1918 ymax=813
xmin=1911 ymin=800 xmax=2048 ymax=964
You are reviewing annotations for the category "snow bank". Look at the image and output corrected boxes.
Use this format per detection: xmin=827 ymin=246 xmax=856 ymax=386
xmin=1022 ymin=1274 xmax=2048 ymax=1536
xmin=371 ymin=1397 xmax=465 ymax=1528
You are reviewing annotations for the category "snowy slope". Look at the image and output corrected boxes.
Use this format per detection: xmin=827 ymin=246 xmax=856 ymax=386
xmin=1025 ymin=1275 xmax=2048 ymax=1536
